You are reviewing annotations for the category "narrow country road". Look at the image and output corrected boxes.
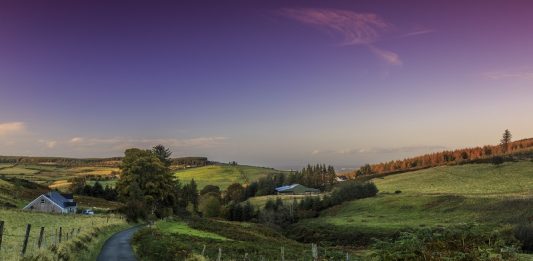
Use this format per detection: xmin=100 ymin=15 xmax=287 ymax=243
xmin=97 ymin=225 xmax=142 ymax=261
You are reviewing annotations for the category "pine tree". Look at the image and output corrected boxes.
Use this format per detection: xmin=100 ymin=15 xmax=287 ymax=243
xmin=500 ymin=129 xmax=512 ymax=154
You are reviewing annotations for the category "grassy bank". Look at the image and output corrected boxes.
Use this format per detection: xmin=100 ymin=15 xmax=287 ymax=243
xmin=0 ymin=208 xmax=126 ymax=260
xmin=133 ymin=218 xmax=351 ymax=260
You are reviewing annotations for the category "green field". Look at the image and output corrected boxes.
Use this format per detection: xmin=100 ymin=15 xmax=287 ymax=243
xmin=174 ymin=164 xmax=286 ymax=189
xmin=134 ymin=218 xmax=350 ymax=260
xmin=0 ymin=164 xmax=119 ymax=188
xmin=156 ymin=220 xmax=228 ymax=240
xmin=0 ymin=208 xmax=126 ymax=260
xmin=296 ymin=162 xmax=533 ymax=240
xmin=246 ymin=194 xmax=322 ymax=208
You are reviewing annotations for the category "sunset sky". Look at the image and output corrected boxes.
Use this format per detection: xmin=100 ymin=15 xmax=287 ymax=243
xmin=1 ymin=1 xmax=533 ymax=169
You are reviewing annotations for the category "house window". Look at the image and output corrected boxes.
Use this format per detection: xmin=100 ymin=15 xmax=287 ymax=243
xmin=40 ymin=198 xmax=45 ymax=204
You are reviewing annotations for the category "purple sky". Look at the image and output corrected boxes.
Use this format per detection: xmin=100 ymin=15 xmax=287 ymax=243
xmin=1 ymin=1 xmax=533 ymax=169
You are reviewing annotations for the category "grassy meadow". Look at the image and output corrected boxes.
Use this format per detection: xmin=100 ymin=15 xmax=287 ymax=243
xmin=292 ymin=161 xmax=533 ymax=246
xmin=0 ymin=208 xmax=127 ymax=260
xmin=0 ymin=164 xmax=119 ymax=187
xmin=174 ymin=164 xmax=286 ymax=189
xmin=134 ymin=218 xmax=350 ymax=260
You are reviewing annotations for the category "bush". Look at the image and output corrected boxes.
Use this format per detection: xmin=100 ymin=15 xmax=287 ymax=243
xmin=199 ymin=194 xmax=221 ymax=217
xmin=372 ymin=224 xmax=520 ymax=261
xmin=515 ymin=223 xmax=533 ymax=252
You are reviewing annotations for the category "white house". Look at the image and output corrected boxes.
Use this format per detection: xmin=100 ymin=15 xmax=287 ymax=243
xmin=23 ymin=191 xmax=77 ymax=214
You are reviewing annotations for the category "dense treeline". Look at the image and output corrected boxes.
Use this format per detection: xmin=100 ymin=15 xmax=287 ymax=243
xmin=0 ymin=155 xmax=212 ymax=168
xmin=354 ymin=137 xmax=533 ymax=177
xmin=71 ymin=180 xmax=118 ymax=201
xmin=258 ymin=182 xmax=378 ymax=227
xmin=171 ymin=157 xmax=211 ymax=167
xmin=223 ymin=181 xmax=378 ymax=226
xmin=243 ymin=164 xmax=337 ymax=199
xmin=0 ymin=156 xmax=122 ymax=167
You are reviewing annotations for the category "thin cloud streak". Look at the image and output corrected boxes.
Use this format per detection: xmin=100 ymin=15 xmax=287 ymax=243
xmin=279 ymin=8 xmax=402 ymax=65
xmin=279 ymin=8 xmax=390 ymax=45
xmin=368 ymin=45 xmax=402 ymax=65
xmin=313 ymin=145 xmax=447 ymax=155
xmin=68 ymin=136 xmax=228 ymax=150
xmin=402 ymin=29 xmax=435 ymax=37
xmin=483 ymin=70 xmax=533 ymax=80
xmin=0 ymin=122 xmax=26 ymax=136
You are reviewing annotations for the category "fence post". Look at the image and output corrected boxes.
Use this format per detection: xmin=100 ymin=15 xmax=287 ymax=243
xmin=59 ymin=227 xmax=62 ymax=243
xmin=0 ymin=220 xmax=4 ymax=251
xmin=346 ymin=252 xmax=350 ymax=261
xmin=38 ymin=227 xmax=45 ymax=248
xmin=217 ymin=248 xmax=222 ymax=261
xmin=281 ymin=246 xmax=285 ymax=261
xmin=311 ymin=243 xmax=318 ymax=261
xmin=21 ymin=224 xmax=31 ymax=256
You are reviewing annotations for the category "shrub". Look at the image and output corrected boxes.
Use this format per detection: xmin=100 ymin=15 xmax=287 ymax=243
xmin=199 ymin=194 xmax=221 ymax=218
xmin=372 ymin=224 xmax=520 ymax=261
xmin=515 ymin=223 xmax=533 ymax=252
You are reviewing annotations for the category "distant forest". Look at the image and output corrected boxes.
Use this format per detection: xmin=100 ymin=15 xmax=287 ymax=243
xmin=353 ymin=137 xmax=533 ymax=178
xmin=0 ymin=155 xmax=211 ymax=167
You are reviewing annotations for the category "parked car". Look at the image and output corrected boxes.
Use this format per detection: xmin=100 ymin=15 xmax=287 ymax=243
xmin=82 ymin=209 xmax=95 ymax=215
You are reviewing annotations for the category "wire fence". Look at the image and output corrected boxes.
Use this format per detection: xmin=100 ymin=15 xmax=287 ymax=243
xmin=0 ymin=215 xmax=123 ymax=260
xmin=0 ymin=222 xmax=87 ymax=257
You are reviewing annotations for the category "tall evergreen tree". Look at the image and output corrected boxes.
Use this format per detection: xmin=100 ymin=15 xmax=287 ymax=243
xmin=500 ymin=129 xmax=512 ymax=154
xmin=152 ymin=144 xmax=173 ymax=167
xmin=116 ymin=148 xmax=178 ymax=218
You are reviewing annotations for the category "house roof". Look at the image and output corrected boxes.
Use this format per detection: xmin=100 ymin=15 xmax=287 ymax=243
xmin=275 ymin=184 xmax=319 ymax=193
xmin=45 ymin=191 xmax=77 ymax=208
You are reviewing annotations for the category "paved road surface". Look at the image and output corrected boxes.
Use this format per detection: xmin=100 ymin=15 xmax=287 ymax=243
xmin=97 ymin=225 xmax=142 ymax=261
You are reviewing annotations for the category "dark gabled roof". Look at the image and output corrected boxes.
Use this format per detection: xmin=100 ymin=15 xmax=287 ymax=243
xmin=44 ymin=191 xmax=77 ymax=208
xmin=61 ymin=193 xmax=74 ymax=200
xmin=275 ymin=184 xmax=320 ymax=193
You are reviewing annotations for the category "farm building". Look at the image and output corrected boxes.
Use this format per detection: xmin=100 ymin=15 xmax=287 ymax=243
xmin=336 ymin=175 xmax=348 ymax=182
xmin=275 ymin=184 xmax=320 ymax=195
xmin=23 ymin=191 xmax=77 ymax=214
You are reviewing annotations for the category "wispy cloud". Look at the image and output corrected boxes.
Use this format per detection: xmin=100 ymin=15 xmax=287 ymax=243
xmin=38 ymin=139 xmax=57 ymax=149
xmin=402 ymin=29 xmax=435 ymax=38
xmin=279 ymin=8 xmax=389 ymax=45
xmin=0 ymin=122 xmax=26 ymax=136
xmin=313 ymin=145 xmax=446 ymax=155
xmin=368 ymin=45 xmax=402 ymax=65
xmin=482 ymin=70 xmax=533 ymax=80
xmin=279 ymin=8 xmax=402 ymax=65
xmin=68 ymin=136 xmax=228 ymax=151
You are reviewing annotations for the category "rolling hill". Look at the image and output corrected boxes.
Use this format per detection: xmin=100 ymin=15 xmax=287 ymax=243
xmin=291 ymin=161 xmax=533 ymax=246
xmin=174 ymin=164 xmax=287 ymax=189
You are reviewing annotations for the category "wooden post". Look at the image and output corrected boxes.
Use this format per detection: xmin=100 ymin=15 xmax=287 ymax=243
xmin=217 ymin=248 xmax=222 ymax=261
xmin=311 ymin=243 xmax=318 ymax=261
xmin=0 ymin=220 xmax=4 ymax=251
xmin=38 ymin=227 xmax=45 ymax=248
xmin=346 ymin=252 xmax=350 ymax=261
xmin=21 ymin=224 xmax=31 ymax=256
xmin=281 ymin=246 xmax=285 ymax=261
xmin=59 ymin=227 xmax=62 ymax=243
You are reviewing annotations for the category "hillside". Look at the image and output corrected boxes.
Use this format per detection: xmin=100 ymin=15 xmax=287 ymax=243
xmin=291 ymin=161 xmax=533 ymax=245
xmin=0 ymin=208 xmax=126 ymax=260
xmin=174 ymin=164 xmax=287 ymax=189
